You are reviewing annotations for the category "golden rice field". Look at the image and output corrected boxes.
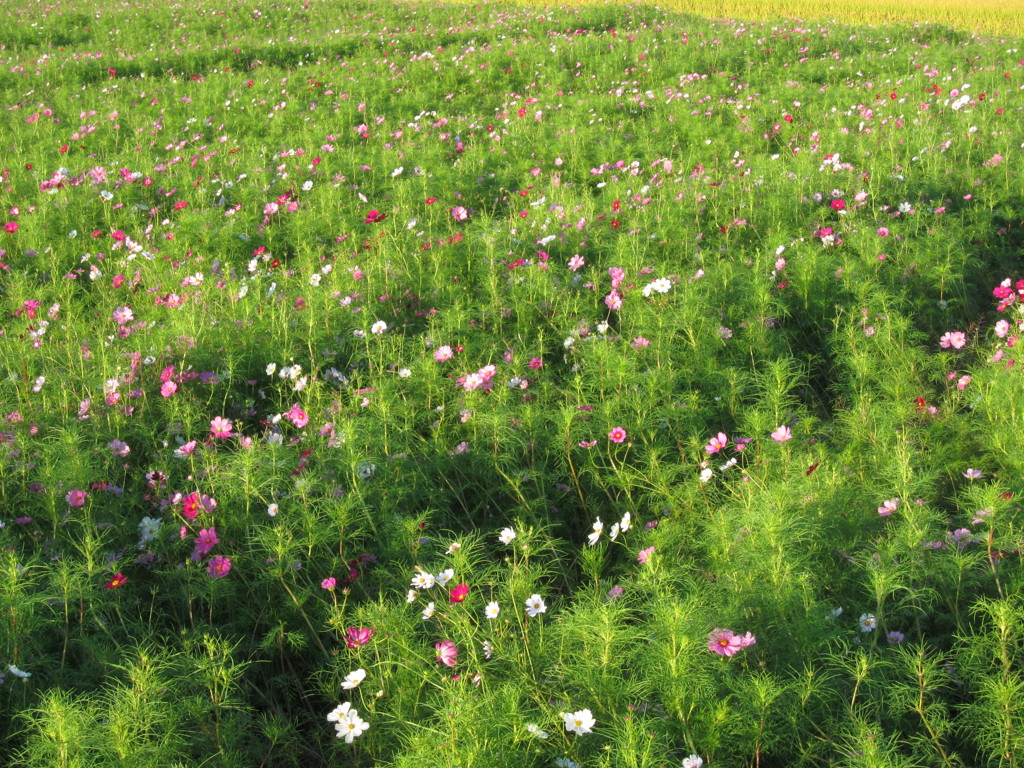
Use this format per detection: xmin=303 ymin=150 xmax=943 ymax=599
xmin=440 ymin=0 xmax=1024 ymax=33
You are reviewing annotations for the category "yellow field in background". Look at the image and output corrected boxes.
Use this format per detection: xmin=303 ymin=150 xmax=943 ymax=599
xmin=436 ymin=0 xmax=1024 ymax=34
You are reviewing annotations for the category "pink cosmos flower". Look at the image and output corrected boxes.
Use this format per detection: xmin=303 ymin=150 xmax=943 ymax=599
xmin=708 ymin=628 xmax=756 ymax=657
xmin=567 ymin=254 xmax=585 ymax=271
xmin=995 ymin=320 xmax=1010 ymax=338
xmin=705 ymin=432 xmax=728 ymax=454
xmin=877 ymin=498 xmax=900 ymax=516
xmin=604 ymin=289 xmax=623 ymax=310
xmin=451 ymin=206 xmax=468 ymax=222
xmin=210 ymin=416 xmax=233 ymax=439
xmin=160 ymin=380 xmax=178 ymax=398
xmin=637 ymin=546 xmax=655 ymax=564
xmin=528 ymin=357 xmax=543 ymax=370
xmin=66 ymin=489 xmax=88 ymax=507
xmin=876 ymin=227 xmax=889 ymax=237
xmin=608 ymin=427 xmax=627 ymax=443
xmin=206 ymin=555 xmax=232 ymax=578
xmin=434 ymin=345 xmax=454 ymax=362
xmin=770 ymin=425 xmax=792 ymax=443
xmin=286 ymin=404 xmax=308 ymax=428
xmin=435 ymin=640 xmax=458 ymax=667
xmin=194 ymin=527 xmax=219 ymax=557
xmin=346 ymin=627 xmax=375 ymax=648
xmin=939 ymin=331 xmax=966 ymax=350
xmin=321 ymin=577 xmax=337 ymax=590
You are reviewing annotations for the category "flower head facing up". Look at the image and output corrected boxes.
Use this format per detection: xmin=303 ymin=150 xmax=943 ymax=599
xmin=206 ymin=555 xmax=232 ymax=579
xmin=859 ymin=613 xmax=877 ymax=632
xmin=608 ymin=426 xmax=627 ymax=443
xmin=708 ymin=628 xmax=756 ymax=657
xmin=682 ymin=757 xmax=704 ymax=768
xmin=939 ymin=331 xmax=966 ymax=350
xmin=209 ymin=416 xmax=233 ymax=439
xmin=525 ymin=594 xmax=547 ymax=617
xmin=66 ymin=489 xmax=88 ymax=507
xmin=105 ymin=572 xmax=128 ymax=590
xmin=332 ymin=706 xmax=369 ymax=743
xmin=449 ymin=584 xmax=469 ymax=603
xmin=498 ymin=527 xmax=516 ymax=545
xmin=563 ymin=709 xmax=595 ymax=736
xmin=435 ymin=640 xmax=458 ymax=667
xmin=346 ymin=627 xmax=375 ymax=649
xmin=485 ymin=601 xmax=500 ymax=619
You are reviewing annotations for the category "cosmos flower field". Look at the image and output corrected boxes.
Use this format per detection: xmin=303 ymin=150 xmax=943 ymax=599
xmin=1 ymin=0 xmax=1023 ymax=765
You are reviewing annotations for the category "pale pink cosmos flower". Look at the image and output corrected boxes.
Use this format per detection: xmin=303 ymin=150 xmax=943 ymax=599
xmin=637 ymin=546 xmax=655 ymax=564
xmin=210 ymin=416 xmax=233 ymax=439
xmin=770 ymin=425 xmax=792 ymax=442
xmin=433 ymin=345 xmax=454 ymax=362
xmin=451 ymin=206 xmax=468 ymax=221
xmin=567 ymin=254 xmax=585 ymax=271
xmin=939 ymin=331 xmax=966 ymax=350
xmin=112 ymin=306 xmax=134 ymax=325
xmin=995 ymin=320 xmax=1010 ymax=338
xmin=877 ymin=498 xmax=900 ymax=516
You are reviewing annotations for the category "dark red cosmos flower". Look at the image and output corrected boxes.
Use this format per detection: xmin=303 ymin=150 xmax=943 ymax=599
xmin=105 ymin=573 xmax=127 ymax=589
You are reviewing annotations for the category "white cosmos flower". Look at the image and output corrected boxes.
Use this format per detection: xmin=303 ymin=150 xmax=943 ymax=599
xmin=335 ymin=711 xmax=369 ymax=743
xmin=682 ymin=756 xmax=704 ymax=768
xmin=526 ymin=723 xmax=549 ymax=739
xmin=411 ymin=570 xmax=435 ymax=590
xmin=525 ymin=594 xmax=547 ymax=617
xmin=342 ymin=669 xmax=366 ymax=690
xmin=371 ymin=320 xmax=387 ymax=335
xmin=620 ymin=511 xmax=631 ymax=533
xmin=587 ymin=517 xmax=603 ymax=546
xmin=498 ymin=527 xmax=516 ymax=545
xmin=436 ymin=568 xmax=454 ymax=586
xmin=484 ymin=601 xmax=500 ymax=619
xmin=421 ymin=602 xmax=435 ymax=620
xmin=327 ymin=702 xmax=352 ymax=723
xmin=563 ymin=709 xmax=595 ymax=735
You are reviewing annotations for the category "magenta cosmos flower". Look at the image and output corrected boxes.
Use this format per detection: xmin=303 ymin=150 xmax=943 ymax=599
xmin=608 ymin=427 xmax=627 ymax=443
xmin=206 ymin=555 xmax=232 ymax=579
xmin=708 ymin=628 xmax=756 ymax=657
xmin=435 ymin=640 xmax=458 ymax=667
xmin=346 ymin=627 xmax=375 ymax=648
